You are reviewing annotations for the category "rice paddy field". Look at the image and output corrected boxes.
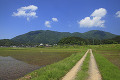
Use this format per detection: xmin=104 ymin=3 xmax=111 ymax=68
xmin=90 ymin=44 xmax=120 ymax=80
xmin=0 ymin=47 xmax=82 ymax=80
xmin=91 ymin=44 xmax=120 ymax=69
xmin=0 ymin=44 xmax=120 ymax=80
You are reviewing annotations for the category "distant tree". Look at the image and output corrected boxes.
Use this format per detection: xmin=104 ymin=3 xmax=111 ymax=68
xmin=58 ymin=37 xmax=87 ymax=45
xmin=111 ymin=36 xmax=120 ymax=44
xmin=102 ymin=40 xmax=117 ymax=44
xmin=0 ymin=39 xmax=22 ymax=47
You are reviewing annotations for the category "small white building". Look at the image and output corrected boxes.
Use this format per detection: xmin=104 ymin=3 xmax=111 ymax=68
xmin=45 ymin=44 xmax=49 ymax=47
xmin=54 ymin=44 xmax=57 ymax=46
xmin=39 ymin=43 xmax=44 ymax=46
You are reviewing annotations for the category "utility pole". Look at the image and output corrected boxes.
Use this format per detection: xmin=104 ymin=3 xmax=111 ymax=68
xmin=100 ymin=39 xmax=101 ymax=45
xmin=93 ymin=39 xmax=94 ymax=45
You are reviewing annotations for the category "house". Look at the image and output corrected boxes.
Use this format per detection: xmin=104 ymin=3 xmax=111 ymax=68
xmin=39 ymin=43 xmax=44 ymax=46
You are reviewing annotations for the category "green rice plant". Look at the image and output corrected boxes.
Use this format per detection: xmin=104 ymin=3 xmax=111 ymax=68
xmin=94 ymin=52 xmax=120 ymax=80
xmin=75 ymin=52 xmax=90 ymax=80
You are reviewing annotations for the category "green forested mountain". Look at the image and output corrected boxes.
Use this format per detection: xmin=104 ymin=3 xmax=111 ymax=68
xmin=11 ymin=30 xmax=117 ymax=44
xmin=82 ymin=30 xmax=116 ymax=39
xmin=12 ymin=30 xmax=72 ymax=44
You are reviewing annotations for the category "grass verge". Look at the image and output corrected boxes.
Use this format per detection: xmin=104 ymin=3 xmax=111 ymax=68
xmin=18 ymin=48 xmax=87 ymax=80
xmin=94 ymin=52 xmax=120 ymax=80
xmin=75 ymin=51 xmax=90 ymax=80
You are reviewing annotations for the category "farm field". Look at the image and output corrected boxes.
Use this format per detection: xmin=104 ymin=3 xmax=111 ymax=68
xmin=19 ymin=47 xmax=87 ymax=80
xmin=91 ymin=44 xmax=120 ymax=69
xmin=19 ymin=44 xmax=120 ymax=80
xmin=0 ymin=44 xmax=120 ymax=80
xmin=0 ymin=47 xmax=81 ymax=80
xmin=1 ymin=0 xmax=120 ymax=80
xmin=91 ymin=44 xmax=120 ymax=80
xmin=97 ymin=49 xmax=120 ymax=69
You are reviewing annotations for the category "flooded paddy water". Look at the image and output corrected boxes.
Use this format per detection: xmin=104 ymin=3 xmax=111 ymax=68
xmin=0 ymin=56 xmax=40 ymax=80
xmin=0 ymin=48 xmax=75 ymax=80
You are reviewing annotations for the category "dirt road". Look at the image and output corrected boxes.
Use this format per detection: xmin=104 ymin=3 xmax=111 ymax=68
xmin=62 ymin=49 xmax=102 ymax=80
xmin=87 ymin=49 xmax=102 ymax=80
xmin=62 ymin=49 xmax=89 ymax=80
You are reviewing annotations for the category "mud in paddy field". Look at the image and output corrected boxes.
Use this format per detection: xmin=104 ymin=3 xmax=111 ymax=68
xmin=0 ymin=48 xmax=74 ymax=80
xmin=97 ymin=49 xmax=120 ymax=69
xmin=0 ymin=56 xmax=40 ymax=80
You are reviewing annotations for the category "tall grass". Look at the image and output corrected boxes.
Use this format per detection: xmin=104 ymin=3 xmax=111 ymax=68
xmin=94 ymin=52 xmax=120 ymax=80
xmin=75 ymin=51 xmax=90 ymax=80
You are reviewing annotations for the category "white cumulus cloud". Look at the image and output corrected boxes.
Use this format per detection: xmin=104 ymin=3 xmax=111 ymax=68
xmin=116 ymin=11 xmax=120 ymax=18
xmin=45 ymin=18 xmax=58 ymax=28
xmin=45 ymin=21 xmax=51 ymax=28
xmin=78 ymin=8 xmax=107 ymax=27
xmin=12 ymin=5 xmax=38 ymax=21
xmin=91 ymin=8 xmax=107 ymax=17
xmin=52 ymin=18 xmax=58 ymax=22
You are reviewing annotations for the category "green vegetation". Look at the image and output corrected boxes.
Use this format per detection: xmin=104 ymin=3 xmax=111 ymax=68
xmin=18 ymin=47 xmax=88 ymax=80
xmin=0 ymin=30 xmax=119 ymax=46
xmin=1 ymin=44 xmax=120 ymax=80
xmin=111 ymin=36 xmax=120 ymax=44
xmin=102 ymin=36 xmax=120 ymax=44
xmin=88 ymin=44 xmax=120 ymax=80
xmin=0 ymin=47 xmax=86 ymax=80
xmin=58 ymin=36 xmax=120 ymax=45
xmin=11 ymin=30 xmax=116 ymax=44
xmin=75 ymin=52 xmax=90 ymax=80
xmin=96 ymin=49 xmax=120 ymax=69
xmin=0 ymin=39 xmax=21 ymax=46
xmin=88 ymin=44 xmax=120 ymax=68
xmin=0 ymin=47 xmax=80 ymax=66
xmin=94 ymin=53 xmax=120 ymax=80
xmin=83 ymin=30 xmax=116 ymax=40
xmin=58 ymin=37 xmax=86 ymax=45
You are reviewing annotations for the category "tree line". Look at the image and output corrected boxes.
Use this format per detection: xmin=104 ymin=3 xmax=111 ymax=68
xmin=0 ymin=36 xmax=120 ymax=47
xmin=58 ymin=36 xmax=120 ymax=45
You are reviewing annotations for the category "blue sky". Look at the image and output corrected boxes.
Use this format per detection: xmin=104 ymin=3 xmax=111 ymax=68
xmin=0 ymin=0 xmax=120 ymax=39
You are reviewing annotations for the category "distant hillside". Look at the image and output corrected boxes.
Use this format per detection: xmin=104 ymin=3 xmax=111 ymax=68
xmin=11 ymin=30 xmax=117 ymax=44
xmin=83 ymin=30 xmax=116 ymax=40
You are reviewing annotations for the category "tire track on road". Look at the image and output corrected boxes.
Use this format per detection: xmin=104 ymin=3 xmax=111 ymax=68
xmin=62 ymin=49 xmax=89 ymax=80
xmin=88 ymin=49 xmax=102 ymax=80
